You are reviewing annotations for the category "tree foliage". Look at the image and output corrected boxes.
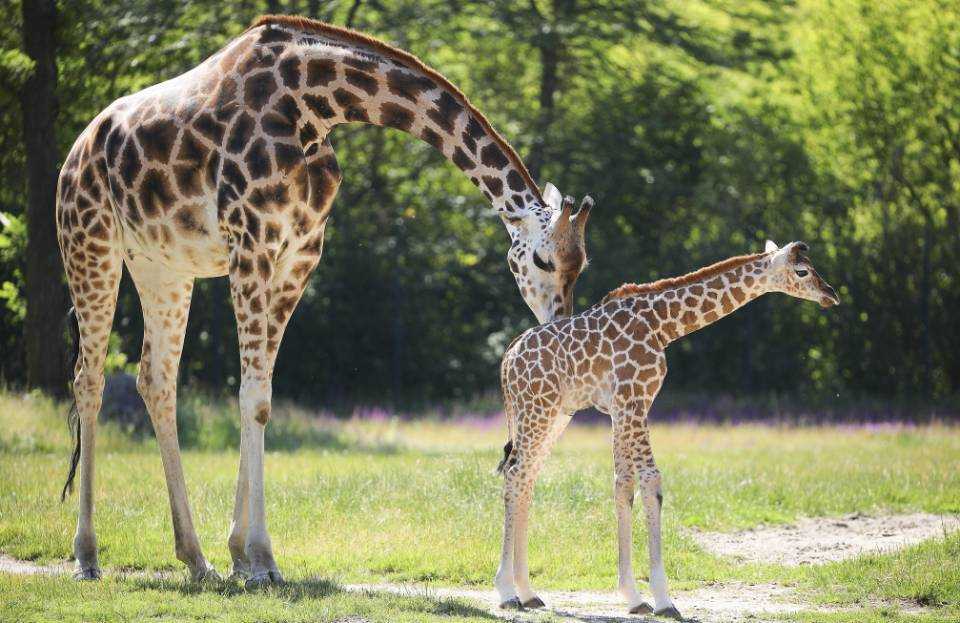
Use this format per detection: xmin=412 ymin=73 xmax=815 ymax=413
xmin=0 ymin=0 xmax=956 ymax=410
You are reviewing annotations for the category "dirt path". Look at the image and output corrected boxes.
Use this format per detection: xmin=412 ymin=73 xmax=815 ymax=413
xmin=689 ymin=512 xmax=960 ymax=566
xmin=0 ymin=554 xmax=70 ymax=576
xmin=349 ymin=581 xmax=839 ymax=623
xmin=4 ymin=511 xmax=954 ymax=622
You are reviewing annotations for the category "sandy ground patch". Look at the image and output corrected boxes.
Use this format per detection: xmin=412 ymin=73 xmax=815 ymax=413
xmin=350 ymin=581 xmax=842 ymax=623
xmin=0 ymin=554 xmax=70 ymax=576
xmin=689 ymin=512 xmax=960 ymax=566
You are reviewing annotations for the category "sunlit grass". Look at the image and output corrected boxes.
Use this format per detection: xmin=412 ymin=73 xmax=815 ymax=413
xmin=0 ymin=390 xmax=957 ymax=622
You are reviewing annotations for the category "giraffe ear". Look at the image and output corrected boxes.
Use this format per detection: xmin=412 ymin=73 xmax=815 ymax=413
xmin=542 ymin=182 xmax=563 ymax=211
xmin=765 ymin=240 xmax=779 ymax=253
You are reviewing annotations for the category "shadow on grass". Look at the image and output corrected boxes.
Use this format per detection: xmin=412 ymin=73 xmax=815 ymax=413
xmin=128 ymin=574 xmax=499 ymax=620
xmin=540 ymin=607 xmax=677 ymax=623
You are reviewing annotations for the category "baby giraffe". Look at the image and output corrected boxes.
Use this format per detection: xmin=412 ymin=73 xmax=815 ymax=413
xmin=494 ymin=240 xmax=839 ymax=618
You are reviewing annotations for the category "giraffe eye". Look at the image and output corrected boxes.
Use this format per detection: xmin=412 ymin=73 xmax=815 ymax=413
xmin=795 ymin=269 xmax=809 ymax=278
xmin=532 ymin=250 xmax=555 ymax=273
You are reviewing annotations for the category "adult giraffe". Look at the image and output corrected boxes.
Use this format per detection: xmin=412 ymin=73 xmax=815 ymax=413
xmin=56 ymin=15 xmax=594 ymax=585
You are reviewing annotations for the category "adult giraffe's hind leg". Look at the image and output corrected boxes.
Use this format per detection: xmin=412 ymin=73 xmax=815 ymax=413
xmin=128 ymin=261 xmax=218 ymax=582
xmin=58 ymin=168 xmax=123 ymax=581
xmin=62 ymin=249 xmax=122 ymax=581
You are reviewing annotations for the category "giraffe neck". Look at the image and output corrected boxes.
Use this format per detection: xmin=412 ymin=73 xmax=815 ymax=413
xmin=643 ymin=255 xmax=772 ymax=344
xmin=252 ymin=20 xmax=546 ymax=218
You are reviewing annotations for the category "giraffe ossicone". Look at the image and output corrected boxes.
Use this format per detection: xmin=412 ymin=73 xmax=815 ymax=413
xmin=55 ymin=15 xmax=594 ymax=584
xmin=495 ymin=240 xmax=839 ymax=616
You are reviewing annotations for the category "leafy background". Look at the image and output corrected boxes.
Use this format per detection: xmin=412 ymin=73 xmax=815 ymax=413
xmin=0 ymin=0 xmax=957 ymax=415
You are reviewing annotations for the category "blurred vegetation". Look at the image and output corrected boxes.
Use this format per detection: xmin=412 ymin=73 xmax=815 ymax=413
xmin=0 ymin=0 xmax=957 ymax=412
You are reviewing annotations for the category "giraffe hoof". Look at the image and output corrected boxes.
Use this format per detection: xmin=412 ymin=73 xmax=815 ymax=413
xmin=628 ymin=602 xmax=654 ymax=615
xmin=228 ymin=567 xmax=251 ymax=582
xmin=522 ymin=596 xmax=546 ymax=609
xmin=193 ymin=566 xmax=222 ymax=584
xmin=245 ymin=569 xmax=284 ymax=589
xmin=499 ymin=597 xmax=523 ymax=610
xmin=654 ymin=605 xmax=683 ymax=620
xmin=73 ymin=566 xmax=102 ymax=581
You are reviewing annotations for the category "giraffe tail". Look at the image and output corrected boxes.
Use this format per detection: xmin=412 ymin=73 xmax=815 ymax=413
xmin=495 ymin=399 xmax=518 ymax=475
xmin=60 ymin=307 xmax=81 ymax=502
xmin=495 ymin=439 xmax=514 ymax=475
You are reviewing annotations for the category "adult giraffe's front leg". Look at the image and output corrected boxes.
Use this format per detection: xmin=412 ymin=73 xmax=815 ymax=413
xmin=227 ymin=219 xmax=330 ymax=587
xmin=226 ymin=139 xmax=339 ymax=585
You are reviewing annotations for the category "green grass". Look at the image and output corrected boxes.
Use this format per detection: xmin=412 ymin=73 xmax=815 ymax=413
xmin=0 ymin=573 xmax=501 ymax=623
xmin=1 ymin=390 xmax=958 ymax=622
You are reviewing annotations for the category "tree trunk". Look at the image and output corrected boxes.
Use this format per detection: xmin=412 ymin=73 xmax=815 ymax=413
xmin=267 ymin=0 xmax=280 ymax=14
xmin=920 ymin=214 xmax=932 ymax=400
xmin=528 ymin=24 xmax=558 ymax=181
xmin=527 ymin=0 xmax=574 ymax=182
xmin=21 ymin=0 xmax=68 ymax=395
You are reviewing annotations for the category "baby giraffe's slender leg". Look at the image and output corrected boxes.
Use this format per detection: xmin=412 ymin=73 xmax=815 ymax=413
xmin=512 ymin=457 xmax=546 ymax=608
xmin=612 ymin=408 xmax=680 ymax=619
xmin=496 ymin=409 xmax=560 ymax=608
xmin=495 ymin=460 xmax=523 ymax=608
xmin=639 ymin=454 xmax=680 ymax=618
xmin=611 ymin=415 xmax=653 ymax=615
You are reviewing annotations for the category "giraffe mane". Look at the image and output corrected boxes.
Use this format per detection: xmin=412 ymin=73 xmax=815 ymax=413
xmin=602 ymin=252 xmax=766 ymax=303
xmin=249 ymin=15 xmax=544 ymax=204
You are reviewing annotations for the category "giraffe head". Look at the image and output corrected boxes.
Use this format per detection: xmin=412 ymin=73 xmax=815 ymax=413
xmin=764 ymin=240 xmax=840 ymax=308
xmin=506 ymin=183 xmax=593 ymax=322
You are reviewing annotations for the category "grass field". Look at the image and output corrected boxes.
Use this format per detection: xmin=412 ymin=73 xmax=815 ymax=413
xmin=0 ymin=390 xmax=958 ymax=622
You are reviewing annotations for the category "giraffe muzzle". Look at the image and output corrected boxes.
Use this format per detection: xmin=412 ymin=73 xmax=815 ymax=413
xmin=819 ymin=284 xmax=840 ymax=308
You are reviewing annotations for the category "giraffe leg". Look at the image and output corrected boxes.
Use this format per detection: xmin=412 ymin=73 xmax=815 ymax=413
xmin=611 ymin=421 xmax=653 ymax=615
xmin=494 ymin=461 xmax=523 ymax=609
xmin=638 ymin=461 xmax=680 ymax=619
xmin=229 ymin=233 xmax=326 ymax=588
xmin=58 ymin=182 xmax=123 ymax=581
xmin=496 ymin=406 xmax=564 ymax=609
xmin=227 ymin=449 xmax=251 ymax=579
xmin=226 ymin=138 xmax=338 ymax=587
xmin=65 ymin=251 xmax=122 ymax=581
xmin=128 ymin=263 xmax=217 ymax=582
xmin=513 ymin=460 xmax=545 ymax=608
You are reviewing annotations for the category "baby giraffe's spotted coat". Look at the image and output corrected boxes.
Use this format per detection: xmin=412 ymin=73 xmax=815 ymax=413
xmin=494 ymin=241 xmax=839 ymax=617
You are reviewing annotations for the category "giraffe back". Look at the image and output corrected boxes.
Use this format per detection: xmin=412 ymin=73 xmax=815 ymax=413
xmin=501 ymin=297 xmax=667 ymax=422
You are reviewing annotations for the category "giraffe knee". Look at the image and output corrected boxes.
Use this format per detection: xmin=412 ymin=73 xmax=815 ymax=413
xmin=135 ymin=367 xmax=150 ymax=399
xmin=614 ymin=474 xmax=637 ymax=507
xmin=75 ymin=366 xmax=105 ymax=395
xmin=136 ymin=360 xmax=157 ymax=406
xmin=643 ymin=468 xmax=661 ymax=485
xmin=73 ymin=365 xmax=106 ymax=417
xmin=254 ymin=401 xmax=270 ymax=426
xmin=239 ymin=377 xmax=272 ymax=427
xmin=639 ymin=469 xmax=662 ymax=507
